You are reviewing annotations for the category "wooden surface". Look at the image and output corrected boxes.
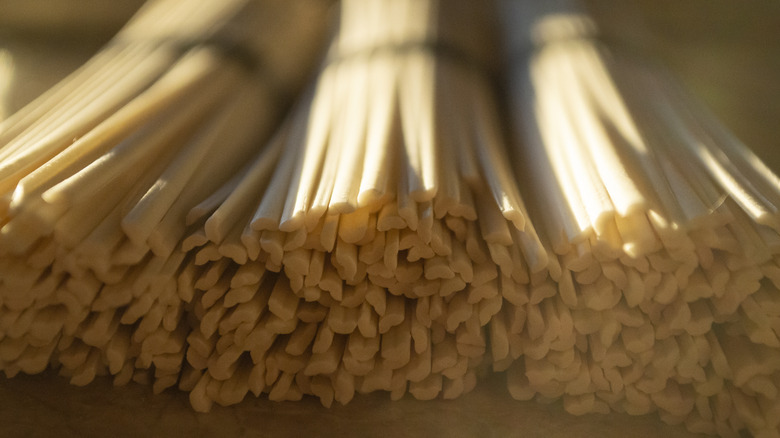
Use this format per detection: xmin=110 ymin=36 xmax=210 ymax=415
xmin=0 ymin=371 xmax=703 ymax=438
xmin=1 ymin=1 xmax=779 ymax=437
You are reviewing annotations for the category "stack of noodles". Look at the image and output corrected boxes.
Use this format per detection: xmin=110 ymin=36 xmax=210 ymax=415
xmin=0 ymin=0 xmax=333 ymax=404
xmin=3 ymin=0 xmax=780 ymax=436
xmin=0 ymin=0 xmax=549 ymax=413
xmin=501 ymin=1 xmax=780 ymax=437
xmin=176 ymin=0 xmax=540 ymax=410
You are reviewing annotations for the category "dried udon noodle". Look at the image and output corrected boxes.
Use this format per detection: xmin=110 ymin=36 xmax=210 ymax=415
xmin=179 ymin=0 xmax=546 ymax=410
xmin=2 ymin=0 xmax=780 ymax=436
xmin=0 ymin=0 xmax=334 ymax=403
xmin=502 ymin=1 xmax=780 ymax=437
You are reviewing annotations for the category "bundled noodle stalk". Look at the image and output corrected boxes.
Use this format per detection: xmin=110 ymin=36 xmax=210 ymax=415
xmin=500 ymin=0 xmax=780 ymax=437
xmin=180 ymin=0 xmax=550 ymax=410
xmin=0 ymin=0 xmax=332 ymax=398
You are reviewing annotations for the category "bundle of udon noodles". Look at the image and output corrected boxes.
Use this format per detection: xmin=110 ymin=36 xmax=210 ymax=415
xmin=4 ymin=0 xmax=780 ymax=435
xmin=0 ymin=0 xmax=333 ymax=400
xmin=179 ymin=0 xmax=546 ymax=410
xmin=500 ymin=1 xmax=780 ymax=437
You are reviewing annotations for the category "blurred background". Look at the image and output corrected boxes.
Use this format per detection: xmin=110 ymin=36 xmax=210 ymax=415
xmin=588 ymin=0 xmax=780 ymax=172
xmin=1 ymin=0 xmax=778 ymax=167
xmin=0 ymin=0 xmax=143 ymax=113
xmin=0 ymin=1 xmax=778 ymax=436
